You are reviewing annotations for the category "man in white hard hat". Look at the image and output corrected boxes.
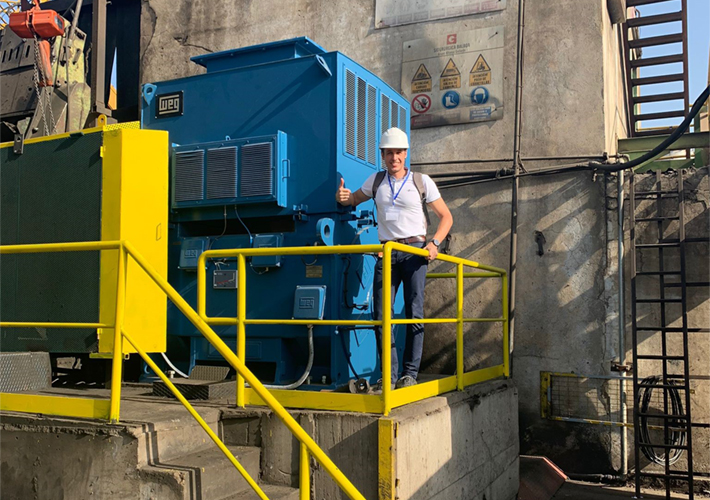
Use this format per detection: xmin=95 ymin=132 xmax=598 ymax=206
xmin=335 ymin=127 xmax=453 ymax=389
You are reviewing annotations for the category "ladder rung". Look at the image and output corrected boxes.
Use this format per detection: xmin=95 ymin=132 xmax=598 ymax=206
xmin=635 ymin=298 xmax=682 ymax=303
xmin=631 ymin=73 xmax=684 ymax=86
xmin=637 ymin=412 xmax=688 ymax=420
xmin=627 ymin=0 xmax=680 ymax=5
xmin=630 ymin=54 xmax=684 ymax=69
xmin=692 ymin=423 xmax=710 ymax=429
xmin=627 ymin=11 xmax=683 ymax=28
xmin=633 ymin=109 xmax=686 ymax=121
xmin=634 ymin=216 xmax=679 ymax=222
xmin=638 ymin=442 xmax=689 ymax=450
xmin=637 ymin=383 xmax=689 ymax=389
xmin=634 ymin=127 xmax=679 ymax=137
xmin=631 ymin=92 xmax=685 ymax=104
xmin=628 ymin=33 xmax=684 ymax=49
xmin=636 ymin=243 xmax=680 ymax=248
xmin=658 ymin=237 xmax=710 ymax=244
xmin=636 ymin=354 xmax=685 ymax=360
xmin=664 ymin=282 xmax=710 ymax=288
xmin=639 ymin=472 xmax=693 ymax=481
xmin=634 ymin=190 xmax=678 ymax=196
xmin=636 ymin=271 xmax=681 ymax=276
xmin=637 ymin=326 xmax=710 ymax=333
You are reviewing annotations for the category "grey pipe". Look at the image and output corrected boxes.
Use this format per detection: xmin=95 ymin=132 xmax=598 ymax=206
xmin=508 ymin=0 xmax=526 ymax=377
xmin=617 ymin=168 xmax=628 ymax=478
xmin=258 ymin=325 xmax=314 ymax=391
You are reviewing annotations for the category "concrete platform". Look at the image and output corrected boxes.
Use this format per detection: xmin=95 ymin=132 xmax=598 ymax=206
xmin=0 ymin=379 xmax=518 ymax=500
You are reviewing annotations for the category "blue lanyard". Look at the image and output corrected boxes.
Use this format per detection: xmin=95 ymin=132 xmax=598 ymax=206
xmin=387 ymin=170 xmax=410 ymax=207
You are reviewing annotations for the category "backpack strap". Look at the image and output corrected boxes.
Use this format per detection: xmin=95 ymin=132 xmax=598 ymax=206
xmin=371 ymin=170 xmax=387 ymax=198
xmin=412 ymin=172 xmax=431 ymax=228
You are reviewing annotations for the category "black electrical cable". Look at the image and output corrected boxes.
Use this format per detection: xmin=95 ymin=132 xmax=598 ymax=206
xmin=435 ymin=84 xmax=710 ymax=191
xmin=592 ymin=84 xmax=710 ymax=173
xmin=637 ymin=375 xmax=687 ymax=466
xmin=337 ymin=327 xmax=361 ymax=380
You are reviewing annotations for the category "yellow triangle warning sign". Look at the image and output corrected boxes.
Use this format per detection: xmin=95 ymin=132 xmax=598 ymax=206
xmin=471 ymin=54 xmax=491 ymax=73
xmin=412 ymin=64 xmax=432 ymax=82
xmin=440 ymin=59 xmax=460 ymax=78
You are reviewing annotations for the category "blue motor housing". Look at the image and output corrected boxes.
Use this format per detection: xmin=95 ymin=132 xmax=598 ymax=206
xmin=142 ymin=37 xmax=411 ymax=389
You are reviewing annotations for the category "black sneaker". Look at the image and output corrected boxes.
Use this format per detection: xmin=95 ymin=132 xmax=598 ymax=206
xmin=395 ymin=375 xmax=417 ymax=389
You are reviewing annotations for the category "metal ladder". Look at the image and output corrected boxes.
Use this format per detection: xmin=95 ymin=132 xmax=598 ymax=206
xmin=629 ymin=169 xmax=710 ymax=499
xmin=624 ymin=0 xmax=690 ymax=137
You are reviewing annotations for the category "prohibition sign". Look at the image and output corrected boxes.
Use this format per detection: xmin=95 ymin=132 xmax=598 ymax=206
xmin=411 ymin=94 xmax=431 ymax=114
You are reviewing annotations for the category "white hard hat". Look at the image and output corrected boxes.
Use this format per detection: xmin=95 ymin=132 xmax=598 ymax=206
xmin=379 ymin=127 xmax=409 ymax=149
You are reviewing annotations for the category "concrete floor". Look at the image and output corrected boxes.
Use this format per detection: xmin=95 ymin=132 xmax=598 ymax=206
xmin=552 ymin=480 xmax=710 ymax=499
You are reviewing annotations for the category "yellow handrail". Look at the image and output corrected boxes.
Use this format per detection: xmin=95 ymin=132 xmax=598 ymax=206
xmin=197 ymin=241 xmax=508 ymax=416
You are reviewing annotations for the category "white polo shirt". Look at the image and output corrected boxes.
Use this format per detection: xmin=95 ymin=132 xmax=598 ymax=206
xmin=361 ymin=169 xmax=441 ymax=241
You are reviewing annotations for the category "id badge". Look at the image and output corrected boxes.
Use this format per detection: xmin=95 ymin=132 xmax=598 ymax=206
xmin=385 ymin=207 xmax=400 ymax=221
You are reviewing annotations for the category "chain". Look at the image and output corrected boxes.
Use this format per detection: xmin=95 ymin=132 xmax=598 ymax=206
xmin=32 ymin=35 xmax=58 ymax=136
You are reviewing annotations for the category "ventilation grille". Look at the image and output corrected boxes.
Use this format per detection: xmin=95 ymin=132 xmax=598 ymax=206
xmin=399 ymin=106 xmax=406 ymax=132
xmin=390 ymin=100 xmax=399 ymax=129
xmin=240 ymin=142 xmax=273 ymax=197
xmin=206 ymin=146 xmax=237 ymax=199
xmin=356 ymin=77 xmax=367 ymax=160
xmin=174 ymin=150 xmax=205 ymax=202
xmin=345 ymin=70 xmax=356 ymax=156
xmin=367 ymin=85 xmax=377 ymax=165
xmin=381 ymin=95 xmax=390 ymax=169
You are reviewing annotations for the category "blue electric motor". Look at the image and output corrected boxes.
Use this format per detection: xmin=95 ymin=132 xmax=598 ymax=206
xmin=141 ymin=38 xmax=411 ymax=390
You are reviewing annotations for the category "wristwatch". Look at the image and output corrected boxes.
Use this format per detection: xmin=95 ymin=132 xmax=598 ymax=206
xmin=431 ymin=238 xmax=440 ymax=248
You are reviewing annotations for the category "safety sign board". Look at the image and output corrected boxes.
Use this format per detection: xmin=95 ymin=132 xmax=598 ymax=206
xmin=402 ymin=26 xmax=504 ymax=128
xmin=411 ymin=94 xmax=432 ymax=114
xmin=376 ymin=0 xmax=506 ymax=29
xmin=469 ymin=54 xmax=491 ymax=86
xmin=439 ymin=59 xmax=461 ymax=90
xmin=411 ymin=64 xmax=432 ymax=93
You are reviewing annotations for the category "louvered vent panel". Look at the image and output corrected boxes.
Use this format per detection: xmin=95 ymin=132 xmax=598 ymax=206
xmin=390 ymin=99 xmax=399 ymax=129
xmin=206 ymin=146 xmax=237 ymax=199
xmin=356 ymin=77 xmax=367 ymax=160
xmin=240 ymin=142 xmax=273 ymax=197
xmin=399 ymin=106 xmax=406 ymax=132
xmin=345 ymin=70 xmax=356 ymax=156
xmin=174 ymin=150 xmax=205 ymax=202
xmin=381 ymin=95 xmax=390 ymax=168
xmin=367 ymin=85 xmax=377 ymax=165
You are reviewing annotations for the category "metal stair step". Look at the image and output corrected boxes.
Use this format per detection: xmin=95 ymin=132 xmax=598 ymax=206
xmin=630 ymin=53 xmax=684 ymax=68
xmin=634 ymin=127 xmax=680 ymax=137
xmin=157 ymin=445 xmax=262 ymax=500
xmin=627 ymin=0 xmax=680 ymax=6
xmin=628 ymin=33 xmax=684 ymax=49
xmin=634 ymin=216 xmax=679 ymax=222
xmin=633 ymin=109 xmax=686 ymax=121
xmin=631 ymin=92 xmax=685 ymax=104
xmin=221 ymin=484 xmax=300 ymax=500
xmin=631 ymin=73 xmax=684 ymax=86
xmin=627 ymin=11 xmax=683 ymax=27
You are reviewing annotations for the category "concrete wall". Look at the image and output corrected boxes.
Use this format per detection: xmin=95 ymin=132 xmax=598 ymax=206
xmin=139 ymin=0 xmax=708 ymax=476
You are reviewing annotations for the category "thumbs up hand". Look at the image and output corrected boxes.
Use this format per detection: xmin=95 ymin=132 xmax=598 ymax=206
xmin=336 ymin=177 xmax=352 ymax=206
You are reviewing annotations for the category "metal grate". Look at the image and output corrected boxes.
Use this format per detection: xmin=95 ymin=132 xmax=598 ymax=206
xmin=240 ymin=142 xmax=273 ymax=197
xmin=174 ymin=150 xmax=205 ymax=202
xmin=548 ymin=373 xmax=627 ymax=423
xmin=390 ymin=99 xmax=399 ymax=129
xmin=206 ymin=146 xmax=237 ymax=200
xmin=357 ymin=77 xmax=367 ymax=160
xmin=399 ymin=105 xmax=406 ymax=133
xmin=345 ymin=70 xmax=356 ymax=156
xmin=367 ymin=85 xmax=377 ymax=165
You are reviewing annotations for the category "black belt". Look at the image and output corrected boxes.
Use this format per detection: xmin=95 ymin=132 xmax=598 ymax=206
xmin=381 ymin=236 xmax=426 ymax=244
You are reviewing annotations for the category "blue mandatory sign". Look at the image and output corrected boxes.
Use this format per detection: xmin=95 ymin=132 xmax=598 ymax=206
xmin=470 ymin=86 xmax=489 ymax=105
xmin=442 ymin=90 xmax=460 ymax=109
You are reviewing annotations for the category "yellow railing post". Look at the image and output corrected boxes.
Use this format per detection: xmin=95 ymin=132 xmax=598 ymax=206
xmin=502 ymin=273 xmax=510 ymax=378
xmin=456 ymin=262 xmax=464 ymax=391
xmin=382 ymin=243 xmax=393 ymax=416
xmin=109 ymin=242 xmax=127 ymax=423
xmin=299 ymin=442 xmax=310 ymax=500
xmin=237 ymin=253 xmax=247 ymax=408
xmin=197 ymin=252 xmax=207 ymax=318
